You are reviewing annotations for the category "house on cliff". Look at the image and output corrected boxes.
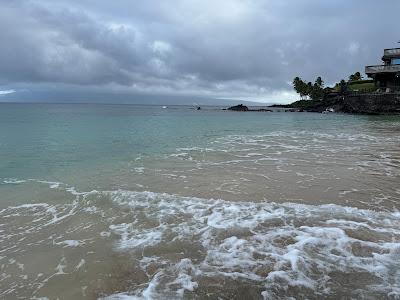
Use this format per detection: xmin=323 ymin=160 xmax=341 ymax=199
xmin=365 ymin=47 xmax=400 ymax=92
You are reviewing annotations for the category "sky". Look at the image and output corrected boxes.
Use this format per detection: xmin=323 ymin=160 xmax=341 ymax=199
xmin=0 ymin=0 xmax=399 ymax=104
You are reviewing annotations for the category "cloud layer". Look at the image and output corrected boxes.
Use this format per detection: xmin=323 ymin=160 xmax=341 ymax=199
xmin=1 ymin=0 xmax=399 ymax=103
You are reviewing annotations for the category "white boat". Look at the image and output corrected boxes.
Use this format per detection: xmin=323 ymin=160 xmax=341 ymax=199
xmin=322 ymin=108 xmax=335 ymax=114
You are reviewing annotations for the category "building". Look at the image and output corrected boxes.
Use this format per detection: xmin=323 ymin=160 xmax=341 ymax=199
xmin=365 ymin=47 xmax=400 ymax=92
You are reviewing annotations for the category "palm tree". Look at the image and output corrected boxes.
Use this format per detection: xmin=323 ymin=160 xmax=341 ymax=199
xmin=315 ymin=76 xmax=324 ymax=88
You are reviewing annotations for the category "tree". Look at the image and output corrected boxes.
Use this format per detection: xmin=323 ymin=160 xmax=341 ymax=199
xmin=315 ymin=76 xmax=324 ymax=88
xmin=292 ymin=76 xmax=326 ymax=100
xmin=311 ymin=83 xmax=324 ymax=100
xmin=299 ymin=81 xmax=308 ymax=99
xmin=293 ymin=77 xmax=308 ymax=100
xmin=293 ymin=77 xmax=301 ymax=93
xmin=306 ymin=82 xmax=313 ymax=98
xmin=354 ymin=72 xmax=362 ymax=81
xmin=349 ymin=72 xmax=363 ymax=82
xmin=339 ymin=79 xmax=348 ymax=94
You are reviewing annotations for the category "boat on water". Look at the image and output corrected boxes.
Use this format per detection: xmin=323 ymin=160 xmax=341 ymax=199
xmin=322 ymin=107 xmax=335 ymax=114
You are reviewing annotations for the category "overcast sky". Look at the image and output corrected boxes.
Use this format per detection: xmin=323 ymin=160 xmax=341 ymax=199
xmin=0 ymin=0 xmax=399 ymax=104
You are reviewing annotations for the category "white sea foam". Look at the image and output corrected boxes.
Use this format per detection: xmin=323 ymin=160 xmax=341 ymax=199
xmin=134 ymin=167 xmax=145 ymax=174
xmin=169 ymin=131 xmax=400 ymax=174
xmin=55 ymin=240 xmax=83 ymax=247
xmin=75 ymin=259 xmax=86 ymax=270
xmin=2 ymin=180 xmax=400 ymax=299
xmin=2 ymin=178 xmax=27 ymax=184
xmin=104 ymin=190 xmax=400 ymax=299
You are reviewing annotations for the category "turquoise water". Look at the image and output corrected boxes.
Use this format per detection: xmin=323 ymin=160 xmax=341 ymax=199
xmin=1 ymin=103 xmax=400 ymax=299
xmin=2 ymin=103 xmax=395 ymax=189
xmin=1 ymin=103 xmax=340 ymax=180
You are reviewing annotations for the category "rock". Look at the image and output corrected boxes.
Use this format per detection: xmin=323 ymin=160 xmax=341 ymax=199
xmin=255 ymin=108 xmax=273 ymax=112
xmin=227 ymin=104 xmax=249 ymax=111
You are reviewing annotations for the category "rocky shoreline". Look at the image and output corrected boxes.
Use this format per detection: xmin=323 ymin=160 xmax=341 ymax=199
xmin=286 ymin=93 xmax=400 ymax=114
xmin=227 ymin=93 xmax=400 ymax=115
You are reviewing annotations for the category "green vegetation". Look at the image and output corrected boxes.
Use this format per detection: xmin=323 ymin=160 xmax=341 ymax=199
xmin=347 ymin=81 xmax=376 ymax=93
xmin=293 ymin=71 xmax=377 ymax=101
xmin=348 ymin=71 xmax=363 ymax=82
xmin=285 ymin=70 xmax=399 ymax=114
xmin=333 ymin=79 xmax=375 ymax=93
xmin=292 ymin=76 xmax=325 ymax=100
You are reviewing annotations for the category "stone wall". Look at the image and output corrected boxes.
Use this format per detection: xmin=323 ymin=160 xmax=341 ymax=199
xmin=342 ymin=93 xmax=400 ymax=114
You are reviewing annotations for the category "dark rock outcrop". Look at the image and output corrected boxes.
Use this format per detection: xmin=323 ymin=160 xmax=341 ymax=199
xmin=226 ymin=104 xmax=274 ymax=112
xmin=341 ymin=93 xmax=400 ymax=114
xmin=313 ymin=94 xmax=400 ymax=114
xmin=227 ymin=104 xmax=249 ymax=111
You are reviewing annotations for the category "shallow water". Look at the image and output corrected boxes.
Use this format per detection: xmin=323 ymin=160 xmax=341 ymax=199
xmin=1 ymin=103 xmax=400 ymax=299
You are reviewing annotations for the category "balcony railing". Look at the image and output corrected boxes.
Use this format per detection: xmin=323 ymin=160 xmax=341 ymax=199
xmin=384 ymin=48 xmax=400 ymax=57
xmin=365 ymin=64 xmax=400 ymax=74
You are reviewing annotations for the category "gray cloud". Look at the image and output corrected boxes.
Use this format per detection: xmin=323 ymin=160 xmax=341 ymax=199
xmin=0 ymin=0 xmax=399 ymax=103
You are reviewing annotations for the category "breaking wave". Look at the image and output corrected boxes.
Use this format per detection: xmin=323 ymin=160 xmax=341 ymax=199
xmin=1 ymin=179 xmax=400 ymax=299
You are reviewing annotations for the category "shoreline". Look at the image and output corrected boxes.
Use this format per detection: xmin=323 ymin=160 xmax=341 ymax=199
xmin=228 ymin=93 xmax=400 ymax=115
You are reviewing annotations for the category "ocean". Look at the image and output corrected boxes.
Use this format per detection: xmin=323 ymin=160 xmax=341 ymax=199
xmin=1 ymin=103 xmax=400 ymax=299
